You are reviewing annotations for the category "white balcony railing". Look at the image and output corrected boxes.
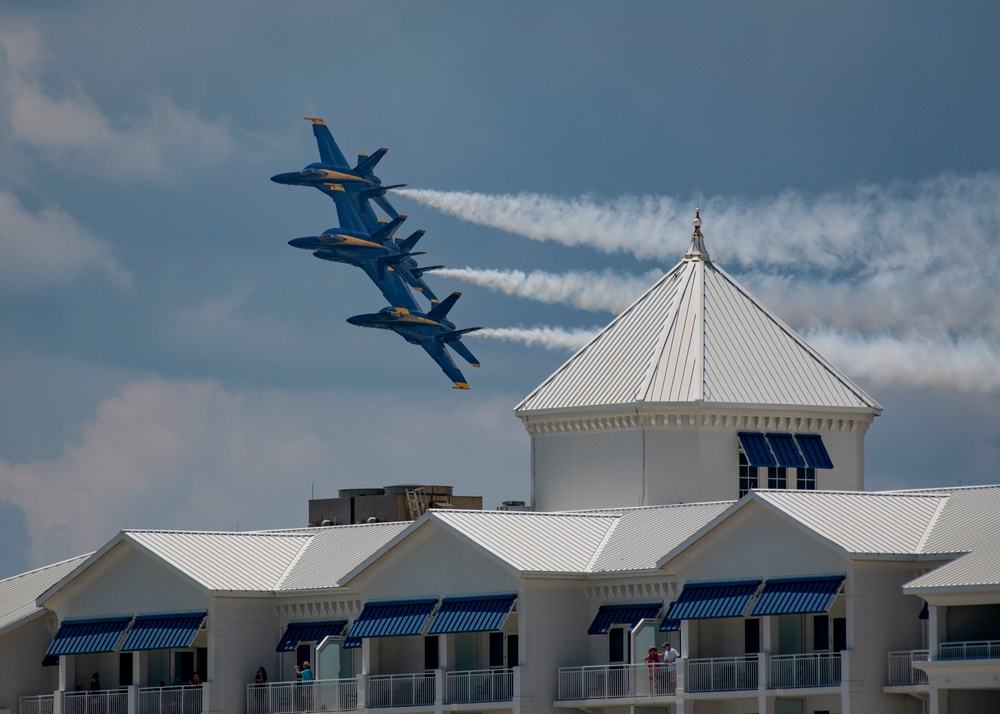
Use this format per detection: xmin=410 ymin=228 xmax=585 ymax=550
xmin=138 ymin=684 xmax=204 ymax=714
xmin=246 ymin=678 xmax=358 ymax=714
xmin=446 ymin=669 xmax=512 ymax=704
xmin=769 ymin=653 xmax=841 ymax=689
xmin=63 ymin=689 xmax=128 ymax=714
xmin=939 ymin=640 xmax=1000 ymax=661
xmin=686 ymin=656 xmax=758 ymax=692
xmin=367 ymin=673 xmax=435 ymax=708
xmin=557 ymin=663 xmax=676 ymax=700
xmin=19 ymin=694 xmax=54 ymax=714
xmin=887 ymin=650 xmax=929 ymax=686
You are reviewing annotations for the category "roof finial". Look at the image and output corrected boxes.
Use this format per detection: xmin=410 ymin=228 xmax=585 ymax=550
xmin=686 ymin=208 xmax=709 ymax=259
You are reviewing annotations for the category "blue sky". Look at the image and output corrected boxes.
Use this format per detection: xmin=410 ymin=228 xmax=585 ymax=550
xmin=1 ymin=0 xmax=999 ymax=577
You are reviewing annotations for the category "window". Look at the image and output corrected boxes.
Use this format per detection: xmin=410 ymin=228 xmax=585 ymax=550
xmin=767 ymin=467 xmax=786 ymax=489
xmin=609 ymin=626 xmax=629 ymax=663
xmin=832 ymin=617 xmax=846 ymax=652
xmin=739 ymin=452 xmax=758 ymax=497
xmin=424 ymin=635 xmax=439 ymax=670
xmin=796 ymin=467 xmax=816 ymax=490
xmin=813 ymin=614 xmax=830 ymax=651
xmin=744 ymin=619 xmax=760 ymax=654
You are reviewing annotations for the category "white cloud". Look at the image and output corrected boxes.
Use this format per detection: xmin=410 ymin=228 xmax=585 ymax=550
xmin=0 ymin=25 xmax=236 ymax=180
xmin=0 ymin=188 xmax=130 ymax=289
xmin=0 ymin=377 xmax=527 ymax=568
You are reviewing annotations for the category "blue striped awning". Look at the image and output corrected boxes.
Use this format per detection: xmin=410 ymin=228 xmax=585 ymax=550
xmin=45 ymin=617 xmax=132 ymax=656
xmin=766 ymin=433 xmax=805 ymax=469
xmin=667 ymin=580 xmax=761 ymax=620
xmin=276 ymin=620 xmax=347 ymax=651
xmin=795 ymin=434 xmax=834 ymax=469
xmin=750 ymin=576 xmax=844 ymax=616
xmin=738 ymin=433 xmax=776 ymax=468
xmin=428 ymin=593 xmax=516 ymax=634
xmin=659 ymin=601 xmax=681 ymax=632
xmin=343 ymin=599 xmax=437 ymax=648
xmin=588 ymin=603 xmax=662 ymax=635
xmin=121 ymin=612 xmax=206 ymax=652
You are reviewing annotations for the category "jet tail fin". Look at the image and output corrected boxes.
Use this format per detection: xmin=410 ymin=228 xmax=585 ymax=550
xmin=355 ymin=148 xmax=388 ymax=176
xmin=398 ymin=230 xmax=426 ymax=254
xmin=306 ymin=117 xmax=350 ymax=169
xmin=372 ymin=215 xmax=407 ymax=243
xmin=427 ymin=292 xmax=461 ymax=322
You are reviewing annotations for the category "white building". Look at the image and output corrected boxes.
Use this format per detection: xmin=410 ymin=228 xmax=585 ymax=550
xmin=1 ymin=214 xmax=998 ymax=714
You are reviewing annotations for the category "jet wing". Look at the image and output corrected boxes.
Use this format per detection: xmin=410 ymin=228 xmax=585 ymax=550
xmin=356 ymin=263 xmax=421 ymax=313
xmin=322 ymin=190 xmax=370 ymax=234
xmin=419 ymin=340 xmax=470 ymax=389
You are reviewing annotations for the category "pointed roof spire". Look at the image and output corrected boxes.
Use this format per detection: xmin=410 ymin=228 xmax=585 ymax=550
xmin=685 ymin=208 xmax=709 ymax=260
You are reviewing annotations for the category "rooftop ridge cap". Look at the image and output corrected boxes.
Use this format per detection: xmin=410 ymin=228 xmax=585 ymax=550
xmin=583 ymin=517 xmax=623 ymax=572
xmin=273 ymin=536 xmax=317 ymax=590
xmin=916 ymin=496 xmax=952 ymax=554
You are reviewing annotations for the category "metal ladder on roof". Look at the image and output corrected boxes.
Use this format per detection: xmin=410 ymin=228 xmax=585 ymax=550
xmin=406 ymin=487 xmax=427 ymax=520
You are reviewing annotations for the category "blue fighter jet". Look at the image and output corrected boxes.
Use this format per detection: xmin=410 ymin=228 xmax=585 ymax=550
xmin=271 ymin=117 xmax=404 ymax=232
xmin=346 ymin=293 xmax=481 ymax=389
xmin=288 ymin=215 xmax=426 ymax=309
xmin=290 ymin=222 xmax=444 ymax=305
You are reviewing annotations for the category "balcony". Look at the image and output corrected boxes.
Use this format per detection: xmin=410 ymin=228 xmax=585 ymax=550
xmin=939 ymin=640 xmax=1000 ymax=660
xmin=557 ymin=663 xmax=677 ymax=701
xmin=887 ymin=650 xmax=929 ymax=686
xmin=63 ymin=689 xmax=129 ymax=714
xmin=138 ymin=685 xmax=204 ymax=714
xmin=686 ymin=656 xmax=758 ymax=692
xmin=245 ymin=670 xmax=516 ymax=713
xmin=445 ymin=668 xmax=513 ymax=704
xmin=367 ymin=673 xmax=435 ymax=708
xmin=21 ymin=686 xmax=206 ymax=714
xmin=768 ymin=653 xmax=841 ymax=689
xmin=19 ymin=694 xmax=53 ymax=714
xmin=247 ymin=678 xmax=358 ymax=713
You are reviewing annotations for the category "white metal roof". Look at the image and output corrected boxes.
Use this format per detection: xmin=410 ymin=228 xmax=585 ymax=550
xmin=516 ymin=219 xmax=882 ymax=414
xmin=273 ymin=522 xmax=410 ymax=591
xmin=429 ymin=510 xmax=619 ymax=573
xmin=126 ymin=530 xmax=311 ymax=592
xmin=0 ymin=554 xmax=90 ymax=636
xmin=585 ymin=502 xmax=733 ymax=572
xmin=753 ymin=490 xmax=947 ymax=555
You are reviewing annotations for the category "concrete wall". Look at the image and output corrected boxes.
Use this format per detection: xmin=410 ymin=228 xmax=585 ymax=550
xmin=0 ymin=615 xmax=60 ymax=709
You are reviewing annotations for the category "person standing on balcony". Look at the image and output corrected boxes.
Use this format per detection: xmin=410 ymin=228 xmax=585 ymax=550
xmin=643 ymin=646 xmax=662 ymax=693
xmin=662 ymin=643 xmax=679 ymax=686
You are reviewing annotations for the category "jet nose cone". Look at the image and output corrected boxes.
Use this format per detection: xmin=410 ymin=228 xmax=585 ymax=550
xmin=288 ymin=237 xmax=312 ymax=249
xmin=270 ymin=172 xmax=297 ymax=184
xmin=346 ymin=315 xmax=366 ymax=326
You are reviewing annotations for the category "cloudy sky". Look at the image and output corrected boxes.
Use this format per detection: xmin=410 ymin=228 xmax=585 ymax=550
xmin=1 ymin=0 xmax=999 ymax=577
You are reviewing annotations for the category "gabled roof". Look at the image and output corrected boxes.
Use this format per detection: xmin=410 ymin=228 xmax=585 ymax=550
xmin=0 ymin=554 xmax=90 ymax=636
xmin=41 ymin=523 xmax=411 ymax=600
xmin=752 ymin=490 xmax=948 ymax=556
xmin=516 ymin=215 xmax=882 ymax=415
xmin=584 ymin=502 xmax=733 ymax=572
xmin=124 ymin=530 xmax=311 ymax=593
xmin=427 ymin=510 xmax=619 ymax=573
xmin=269 ymin=522 xmax=410 ymax=591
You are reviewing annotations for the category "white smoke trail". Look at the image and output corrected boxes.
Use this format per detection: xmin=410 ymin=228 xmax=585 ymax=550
xmin=473 ymin=326 xmax=599 ymax=351
xmin=436 ymin=267 xmax=660 ymax=313
xmin=401 ymin=174 xmax=1000 ymax=392
xmin=805 ymin=331 xmax=1000 ymax=393
xmin=398 ymin=172 xmax=1000 ymax=277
